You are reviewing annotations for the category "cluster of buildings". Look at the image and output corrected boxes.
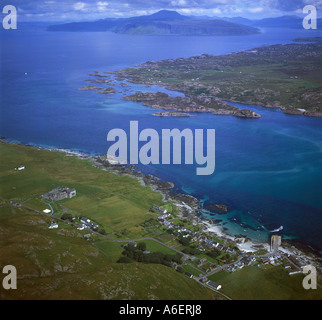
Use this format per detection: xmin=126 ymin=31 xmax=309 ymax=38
xmin=152 ymin=206 xmax=168 ymax=214
xmin=43 ymin=187 xmax=76 ymax=201
xmin=225 ymin=255 xmax=257 ymax=272
xmin=261 ymin=254 xmax=283 ymax=267
xmin=157 ymin=214 xmax=235 ymax=255
xmin=77 ymin=217 xmax=99 ymax=231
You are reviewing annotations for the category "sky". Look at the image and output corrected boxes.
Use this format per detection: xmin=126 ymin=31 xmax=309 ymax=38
xmin=3 ymin=0 xmax=322 ymax=22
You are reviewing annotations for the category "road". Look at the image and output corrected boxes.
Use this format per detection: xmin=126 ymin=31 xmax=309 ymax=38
xmin=4 ymin=198 xmax=284 ymax=300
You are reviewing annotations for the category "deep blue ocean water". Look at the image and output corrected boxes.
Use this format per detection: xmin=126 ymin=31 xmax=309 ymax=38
xmin=1 ymin=27 xmax=321 ymax=254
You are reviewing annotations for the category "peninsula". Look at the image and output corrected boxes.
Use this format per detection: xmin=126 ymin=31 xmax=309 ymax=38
xmin=113 ymin=40 xmax=322 ymax=117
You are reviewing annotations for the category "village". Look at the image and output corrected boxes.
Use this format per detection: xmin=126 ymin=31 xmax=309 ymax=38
xmin=3 ymin=151 xmax=319 ymax=299
xmin=9 ymin=175 xmax=309 ymax=291
xmin=150 ymin=205 xmax=311 ymax=283
xmin=41 ymin=186 xmax=311 ymax=286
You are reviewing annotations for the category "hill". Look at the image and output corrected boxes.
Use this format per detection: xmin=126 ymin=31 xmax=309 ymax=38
xmin=223 ymin=15 xmax=322 ymax=29
xmin=47 ymin=10 xmax=259 ymax=36
xmin=0 ymin=141 xmax=218 ymax=300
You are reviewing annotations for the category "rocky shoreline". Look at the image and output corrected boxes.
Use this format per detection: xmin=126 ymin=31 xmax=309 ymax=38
xmin=2 ymin=139 xmax=321 ymax=273
xmin=113 ymin=41 xmax=322 ymax=118
xmin=89 ymin=152 xmax=321 ymax=271
xmin=92 ymin=155 xmax=201 ymax=218
xmin=122 ymin=91 xmax=261 ymax=119
xmin=152 ymin=112 xmax=196 ymax=117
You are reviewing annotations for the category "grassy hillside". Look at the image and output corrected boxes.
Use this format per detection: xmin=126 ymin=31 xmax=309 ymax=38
xmin=0 ymin=141 xmax=217 ymax=300
xmin=208 ymin=266 xmax=322 ymax=300
xmin=0 ymin=205 xmax=216 ymax=300
xmin=0 ymin=141 xmax=162 ymax=238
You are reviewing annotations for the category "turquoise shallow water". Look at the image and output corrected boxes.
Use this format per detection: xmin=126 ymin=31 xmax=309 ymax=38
xmin=1 ymin=28 xmax=321 ymax=254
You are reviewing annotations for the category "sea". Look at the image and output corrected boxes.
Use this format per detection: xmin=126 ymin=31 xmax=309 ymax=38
xmin=1 ymin=27 xmax=321 ymax=255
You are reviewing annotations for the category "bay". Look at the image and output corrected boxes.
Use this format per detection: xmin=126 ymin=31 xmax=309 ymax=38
xmin=1 ymin=27 xmax=321 ymax=254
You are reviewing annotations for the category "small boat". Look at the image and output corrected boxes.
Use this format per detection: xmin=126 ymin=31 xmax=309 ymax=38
xmin=270 ymin=225 xmax=283 ymax=232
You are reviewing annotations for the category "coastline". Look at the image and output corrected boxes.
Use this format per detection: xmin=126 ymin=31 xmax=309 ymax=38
xmin=1 ymin=138 xmax=321 ymax=273
xmin=113 ymin=41 xmax=322 ymax=118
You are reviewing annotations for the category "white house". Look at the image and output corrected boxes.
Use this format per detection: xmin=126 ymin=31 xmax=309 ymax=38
xmin=48 ymin=222 xmax=58 ymax=229
xmin=206 ymin=280 xmax=222 ymax=290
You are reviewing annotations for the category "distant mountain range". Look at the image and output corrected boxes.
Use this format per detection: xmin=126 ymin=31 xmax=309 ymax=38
xmin=222 ymin=15 xmax=322 ymax=29
xmin=47 ymin=10 xmax=259 ymax=36
xmin=47 ymin=10 xmax=321 ymax=35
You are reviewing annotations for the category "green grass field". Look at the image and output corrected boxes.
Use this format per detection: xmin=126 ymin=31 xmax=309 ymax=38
xmin=0 ymin=205 xmax=218 ymax=300
xmin=0 ymin=141 xmax=162 ymax=238
xmin=208 ymin=266 xmax=322 ymax=300
xmin=143 ymin=239 xmax=178 ymax=255
xmin=0 ymin=141 xmax=220 ymax=300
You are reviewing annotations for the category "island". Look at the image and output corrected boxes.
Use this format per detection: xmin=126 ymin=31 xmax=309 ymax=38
xmin=152 ymin=112 xmax=196 ymax=117
xmin=47 ymin=10 xmax=259 ymax=36
xmin=78 ymin=85 xmax=103 ymax=91
xmin=123 ymin=91 xmax=261 ymax=118
xmin=97 ymin=87 xmax=118 ymax=95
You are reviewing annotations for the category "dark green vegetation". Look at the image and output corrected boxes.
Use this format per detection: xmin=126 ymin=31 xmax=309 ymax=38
xmin=118 ymin=242 xmax=182 ymax=266
xmin=47 ymin=10 xmax=259 ymax=36
xmin=115 ymin=40 xmax=322 ymax=116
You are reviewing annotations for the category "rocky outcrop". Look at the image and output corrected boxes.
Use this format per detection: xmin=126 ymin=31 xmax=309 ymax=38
xmin=123 ymin=92 xmax=261 ymax=119
xmin=152 ymin=112 xmax=195 ymax=117
xmin=206 ymin=204 xmax=229 ymax=214
xmin=304 ymin=111 xmax=322 ymax=117
xmin=78 ymin=86 xmax=103 ymax=91
xmin=233 ymin=109 xmax=261 ymax=118
xmin=97 ymin=88 xmax=118 ymax=94
xmin=282 ymin=108 xmax=304 ymax=115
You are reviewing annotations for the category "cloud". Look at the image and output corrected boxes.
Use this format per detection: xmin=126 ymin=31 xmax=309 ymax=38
xmin=6 ymin=0 xmax=321 ymax=22
xmin=97 ymin=1 xmax=109 ymax=12
xmin=248 ymin=7 xmax=264 ymax=13
xmin=265 ymin=0 xmax=322 ymax=12
xmin=73 ymin=2 xmax=87 ymax=11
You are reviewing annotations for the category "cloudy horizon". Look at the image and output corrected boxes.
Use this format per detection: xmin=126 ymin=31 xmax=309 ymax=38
xmin=3 ymin=0 xmax=322 ymax=22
